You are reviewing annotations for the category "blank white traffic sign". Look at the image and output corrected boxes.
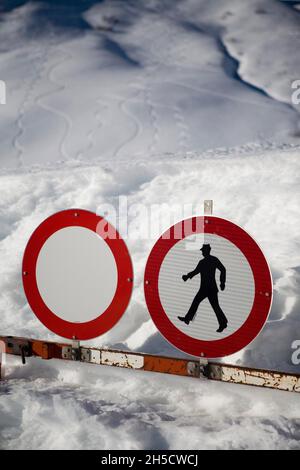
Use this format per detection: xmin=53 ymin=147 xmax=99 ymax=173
xmin=22 ymin=209 xmax=133 ymax=340
xmin=36 ymin=226 xmax=118 ymax=323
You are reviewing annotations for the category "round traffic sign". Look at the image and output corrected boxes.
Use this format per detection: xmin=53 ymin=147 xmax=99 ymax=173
xmin=144 ymin=216 xmax=272 ymax=358
xmin=22 ymin=209 xmax=133 ymax=340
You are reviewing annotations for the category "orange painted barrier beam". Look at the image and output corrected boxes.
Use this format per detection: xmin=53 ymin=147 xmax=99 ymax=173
xmin=0 ymin=335 xmax=299 ymax=393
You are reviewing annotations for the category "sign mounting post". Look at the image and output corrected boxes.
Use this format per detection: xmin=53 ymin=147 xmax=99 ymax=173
xmin=204 ymin=199 xmax=213 ymax=215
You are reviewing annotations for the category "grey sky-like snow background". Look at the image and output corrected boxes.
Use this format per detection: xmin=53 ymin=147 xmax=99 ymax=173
xmin=0 ymin=0 xmax=300 ymax=450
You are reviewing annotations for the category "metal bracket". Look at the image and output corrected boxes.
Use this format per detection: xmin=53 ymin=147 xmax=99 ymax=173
xmin=90 ymin=349 xmax=101 ymax=364
xmin=187 ymin=358 xmax=209 ymax=378
xmin=199 ymin=358 xmax=209 ymax=378
xmin=62 ymin=346 xmax=72 ymax=360
xmin=5 ymin=337 xmax=31 ymax=364
xmin=187 ymin=361 xmax=200 ymax=377
xmin=20 ymin=344 xmax=30 ymax=365
xmin=80 ymin=347 xmax=91 ymax=363
xmin=71 ymin=339 xmax=81 ymax=361
xmin=62 ymin=344 xmax=92 ymax=363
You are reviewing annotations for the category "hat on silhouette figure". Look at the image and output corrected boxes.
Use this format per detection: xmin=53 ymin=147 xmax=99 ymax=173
xmin=200 ymin=243 xmax=211 ymax=252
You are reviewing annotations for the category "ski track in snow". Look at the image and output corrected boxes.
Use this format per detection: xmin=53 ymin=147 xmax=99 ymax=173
xmin=165 ymin=20 xmax=191 ymax=152
xmin=12 ymin=48 xmax=45 ymax=167
xmin=36 ymin=44 xmax=73 ymax=161
xmin=143 ymin=20 xmax=169 ymax=155
xmin=145 ymin=79 xmax=160 ymax=155
xmin=113 ymin=93 xmax=142 ymax=159
xmin=113 ymin=17 xmax=164 ymax=158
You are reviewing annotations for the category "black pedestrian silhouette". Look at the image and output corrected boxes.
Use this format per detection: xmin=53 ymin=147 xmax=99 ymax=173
xmin=178 ymin=244 xmax=228 ymax=333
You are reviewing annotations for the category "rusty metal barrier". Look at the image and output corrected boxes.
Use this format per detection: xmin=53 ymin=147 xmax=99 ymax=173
xmin=0 ymin=335 xmax=299 ymax=393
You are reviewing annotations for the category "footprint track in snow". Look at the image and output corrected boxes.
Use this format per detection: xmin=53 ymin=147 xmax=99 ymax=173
xmin=112 ymin=18 xmax=161 ymax=158
xmin=76 ymin=98 xmax=109 ymax=160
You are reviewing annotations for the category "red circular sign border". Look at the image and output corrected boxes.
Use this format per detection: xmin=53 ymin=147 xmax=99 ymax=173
xmin=22 ymin=209 xmax=133 ymax=340
xmin=144 ymin=216 xmax=273 ymax=358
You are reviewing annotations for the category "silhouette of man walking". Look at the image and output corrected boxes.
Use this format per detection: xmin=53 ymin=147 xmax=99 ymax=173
xmin=178 ymin=244 xmax=228 ymax=332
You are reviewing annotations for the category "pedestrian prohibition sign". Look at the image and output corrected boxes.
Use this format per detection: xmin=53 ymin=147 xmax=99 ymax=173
xmin=22 ymin=209 xmax=133 ymax=340
xmin=144 ymin=216 xmax=273 ymax=358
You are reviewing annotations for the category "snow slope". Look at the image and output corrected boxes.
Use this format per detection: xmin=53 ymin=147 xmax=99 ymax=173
xmin=178 ymin=0 xmax=300 ymax=109
xmin=0 ymin=0 xmax=299 ymax=167
xmin=0 ymin=0 xmax=300 ymax=450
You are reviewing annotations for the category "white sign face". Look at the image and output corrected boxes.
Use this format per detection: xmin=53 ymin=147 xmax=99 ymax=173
xmin=158 ymin=233 xmax=255 ymax=341
xmin=36 ymin=226 xmax=118 ymax=323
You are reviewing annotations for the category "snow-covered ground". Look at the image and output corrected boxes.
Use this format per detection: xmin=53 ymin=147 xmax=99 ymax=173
xmin=1 ymin=354 xmax=300 ymax=450
xmin=0 ymin=0 xmax=300 ymax=450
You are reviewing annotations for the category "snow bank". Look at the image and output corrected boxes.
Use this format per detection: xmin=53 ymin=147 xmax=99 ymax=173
xmin=178 ymin=0 xmax=300 ymax=112
xmin=1 ymin=354 xmax=299 ymax=450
